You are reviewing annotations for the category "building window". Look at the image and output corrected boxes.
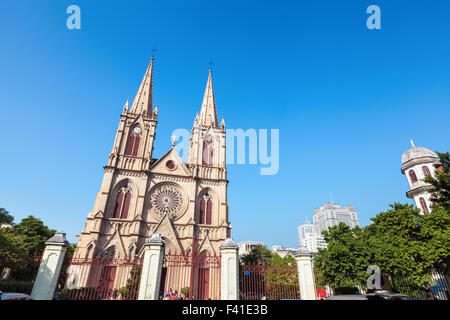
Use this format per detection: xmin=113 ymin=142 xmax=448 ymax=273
xmin=409 ymin=170 xmax=418 ymax=183
xmin=422 ymin=166 xmax=431 ymax=176
xmin=125 ymin=127 xmax=141 ymax=156
xmin=202 ymin=137 xmax=213 ymax=166
xmin=419 ymin=197 xmax=429 ymax=214
xmin=113 ymin=185 xmax=131 ymax=219
xmin=199 ymin=192 xmax=212 ymax=225
xmin=101 ymin=245 xmax=116 ymax=259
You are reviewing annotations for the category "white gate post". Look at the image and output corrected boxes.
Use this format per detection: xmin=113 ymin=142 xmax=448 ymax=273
xmin=295 ymin=249 xmax=317 ymax=300
xmin=219 ymin=238 xmax=239 ymax=300
xmin=31 ymin=232 xmax=69 ymax=300
xmin=138 ymin=233 xmax=165 ymax=300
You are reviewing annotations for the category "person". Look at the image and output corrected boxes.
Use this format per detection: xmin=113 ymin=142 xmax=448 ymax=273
xmin=112 ymin=288 xmax=118 ymax=300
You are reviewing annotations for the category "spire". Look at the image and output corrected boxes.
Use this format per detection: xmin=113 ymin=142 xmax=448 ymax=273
xmin=130 ymin=57 xmax=154 ymax=114
xmin=199 ymin=69 xmax=218 ymax=127
xmin=410 ymin=139 xmax=415 ymax=148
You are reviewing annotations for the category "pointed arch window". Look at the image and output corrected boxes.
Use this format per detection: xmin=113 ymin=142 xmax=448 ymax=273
xmin=422 ymin=166 xmax=431 ymax=177
xmin=409 ymin=170 xmax=418 ymax=183
xmin=113 ymin=185 xmax=131 ymax=219
xmin=202 ymin=137 xmax=214 ymax=167
xmin=419 ymin=197 xmax=429 ymax=214
xmin=101 ymin=245 xmax=116 ymax=259
xmin=125 ymin=127 xmax=141 ymax=156
xmin=199 ymin=192 xmax=212 ymax=225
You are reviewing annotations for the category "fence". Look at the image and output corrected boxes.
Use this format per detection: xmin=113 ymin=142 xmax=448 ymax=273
xmin=160 ymin=252 xmax=221 ymax=300
xmin=0 ymin=252 xmax=42 ymax=295
xmin=390 ymin=270 xmax=450 ymax=300
xmin=319 ymin=270 xmax=450 ymax=300
xmin=60 ymin=257 xmax=143 ymax=300
xmin=240 ymin=264 xmax=300 ymax=300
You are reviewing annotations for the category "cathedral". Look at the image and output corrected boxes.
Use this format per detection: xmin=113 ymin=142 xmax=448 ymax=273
xmin=73 ymin=57 xmax=231 ymax=262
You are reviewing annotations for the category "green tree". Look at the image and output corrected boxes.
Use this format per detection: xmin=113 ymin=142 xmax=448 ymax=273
xmin=424 ymin=152 xmax=450 ymax=211
xmin=365 ymin=203 xmax=430 ymax=291
xmin=118 ymin=266 xmax=142 ymax=299
xmin=314 ymin=203 xmax=450 ymax=295
xmin=240 ymin=245 xmax=273 ymax=265
xmin=314 ymin=223 xmax=370 ymax=288
xmin=14 ymin=215 xmax=56 ymax=254
xmin=0 ymin=208 xmax=14 ymax=224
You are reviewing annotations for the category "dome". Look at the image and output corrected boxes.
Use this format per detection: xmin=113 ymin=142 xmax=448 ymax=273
xmin=401 ymin=146 xmax=438 ymax=166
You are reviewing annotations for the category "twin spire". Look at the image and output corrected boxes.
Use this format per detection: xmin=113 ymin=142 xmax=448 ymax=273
xmin=198 ymin=69 xmax=219 ymax=127
xmin=130 ymin=56 xmax=154 ymax=114
xmin=129 ymin=59 xmax=221 ymax=128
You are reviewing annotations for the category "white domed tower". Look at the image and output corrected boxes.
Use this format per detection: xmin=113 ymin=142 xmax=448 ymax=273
xmin=401 ymin=140 xmax=442 ymax=214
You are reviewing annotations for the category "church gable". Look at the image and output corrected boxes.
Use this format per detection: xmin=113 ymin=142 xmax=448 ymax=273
xmin=150 ymin=148 xmax=191 ymax=177
xmin=197 ymin=232 xmax=216 ymax=256
xmin=99 ymin=226 xmax=127 ymax=259
xmin=151 ymin=213 xmax=183 ymax=254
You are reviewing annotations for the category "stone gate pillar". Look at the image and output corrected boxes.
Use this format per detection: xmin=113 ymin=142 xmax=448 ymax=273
xmin=31 ymin=232 xmax=69 ymax=300
xmin=294 ymin=250 xmax=316 ymax=300
xmin=138 ymin=233 xmax=165 ymax=300
xmin=220 ymin=238 xmax=239 ymax=300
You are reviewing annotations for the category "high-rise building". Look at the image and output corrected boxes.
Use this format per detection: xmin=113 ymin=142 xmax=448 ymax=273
xmin=313 ymin=203 xmax=359 ymax=235
xmin=297 ymin=220 xmax=327 ymax=253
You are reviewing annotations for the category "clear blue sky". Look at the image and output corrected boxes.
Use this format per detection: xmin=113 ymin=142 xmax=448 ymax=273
xmin=1 ymin=0 xmax=449 ymax=247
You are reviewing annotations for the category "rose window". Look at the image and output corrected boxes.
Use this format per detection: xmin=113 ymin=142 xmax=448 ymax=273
xmin=150 ymin=184 xmax=185 ymax=219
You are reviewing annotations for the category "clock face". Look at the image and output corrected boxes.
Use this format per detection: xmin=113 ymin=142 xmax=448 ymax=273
xmin=133 ymin=127 xmax=141 ymax=134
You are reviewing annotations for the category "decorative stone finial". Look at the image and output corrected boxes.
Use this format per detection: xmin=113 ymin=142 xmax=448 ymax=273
xmin=146 ymin=233 xmax=165 ymax=246
xmin=410 ymin=139 xmax=415 ymax=148
xmin=219 ymin=238 xmax=238 ymax=250
xmin=45 ymin=232 xmax=69 ymax=246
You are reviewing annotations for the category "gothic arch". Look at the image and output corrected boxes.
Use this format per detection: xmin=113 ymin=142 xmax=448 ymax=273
xmin=99 ymin=245 xmax=117 ymax=259
xmin=125 ymin=123 xmax=144 ymax=157
xmin=106 ymin=179 xmax=138 ymax=220
xmin=162 ymin=237 xmax=179 ymax=255
xmin=196 ymin=188 xmax=219 ymax=226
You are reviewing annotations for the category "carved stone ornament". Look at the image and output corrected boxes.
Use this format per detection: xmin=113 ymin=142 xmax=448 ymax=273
xmin=149 ymin=183 xmax=187 ymax=220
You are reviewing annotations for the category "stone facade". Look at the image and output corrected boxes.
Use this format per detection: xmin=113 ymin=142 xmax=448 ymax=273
xmin=73 ymin=58 xmax=231 ymax=263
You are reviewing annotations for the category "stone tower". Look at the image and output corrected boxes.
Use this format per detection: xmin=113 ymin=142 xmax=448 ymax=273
xmin=74 ymin=59 xmax=231 ymax=261
xmin=401 ymin=140 xmax=442 ymax=214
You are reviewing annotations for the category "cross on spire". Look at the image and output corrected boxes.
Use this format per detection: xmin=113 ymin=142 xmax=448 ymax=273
xmin=170 ymin=135 xmax=178 ymax=147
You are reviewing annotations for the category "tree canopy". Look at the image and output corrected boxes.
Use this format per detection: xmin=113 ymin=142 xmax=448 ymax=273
xmin=0 ymin=212 xmax=57 ymax=269
xmin=425 ymin=152 xmax=450 ymax=211
xmin=314 ymin=203 xmax=450 ymax=291
xmin=0 ymin=208 xmax=14 ymax=224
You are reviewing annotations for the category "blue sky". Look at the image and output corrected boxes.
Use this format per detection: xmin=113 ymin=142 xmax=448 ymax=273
xmin=0 ymin=0 xmax=449 ymax=247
